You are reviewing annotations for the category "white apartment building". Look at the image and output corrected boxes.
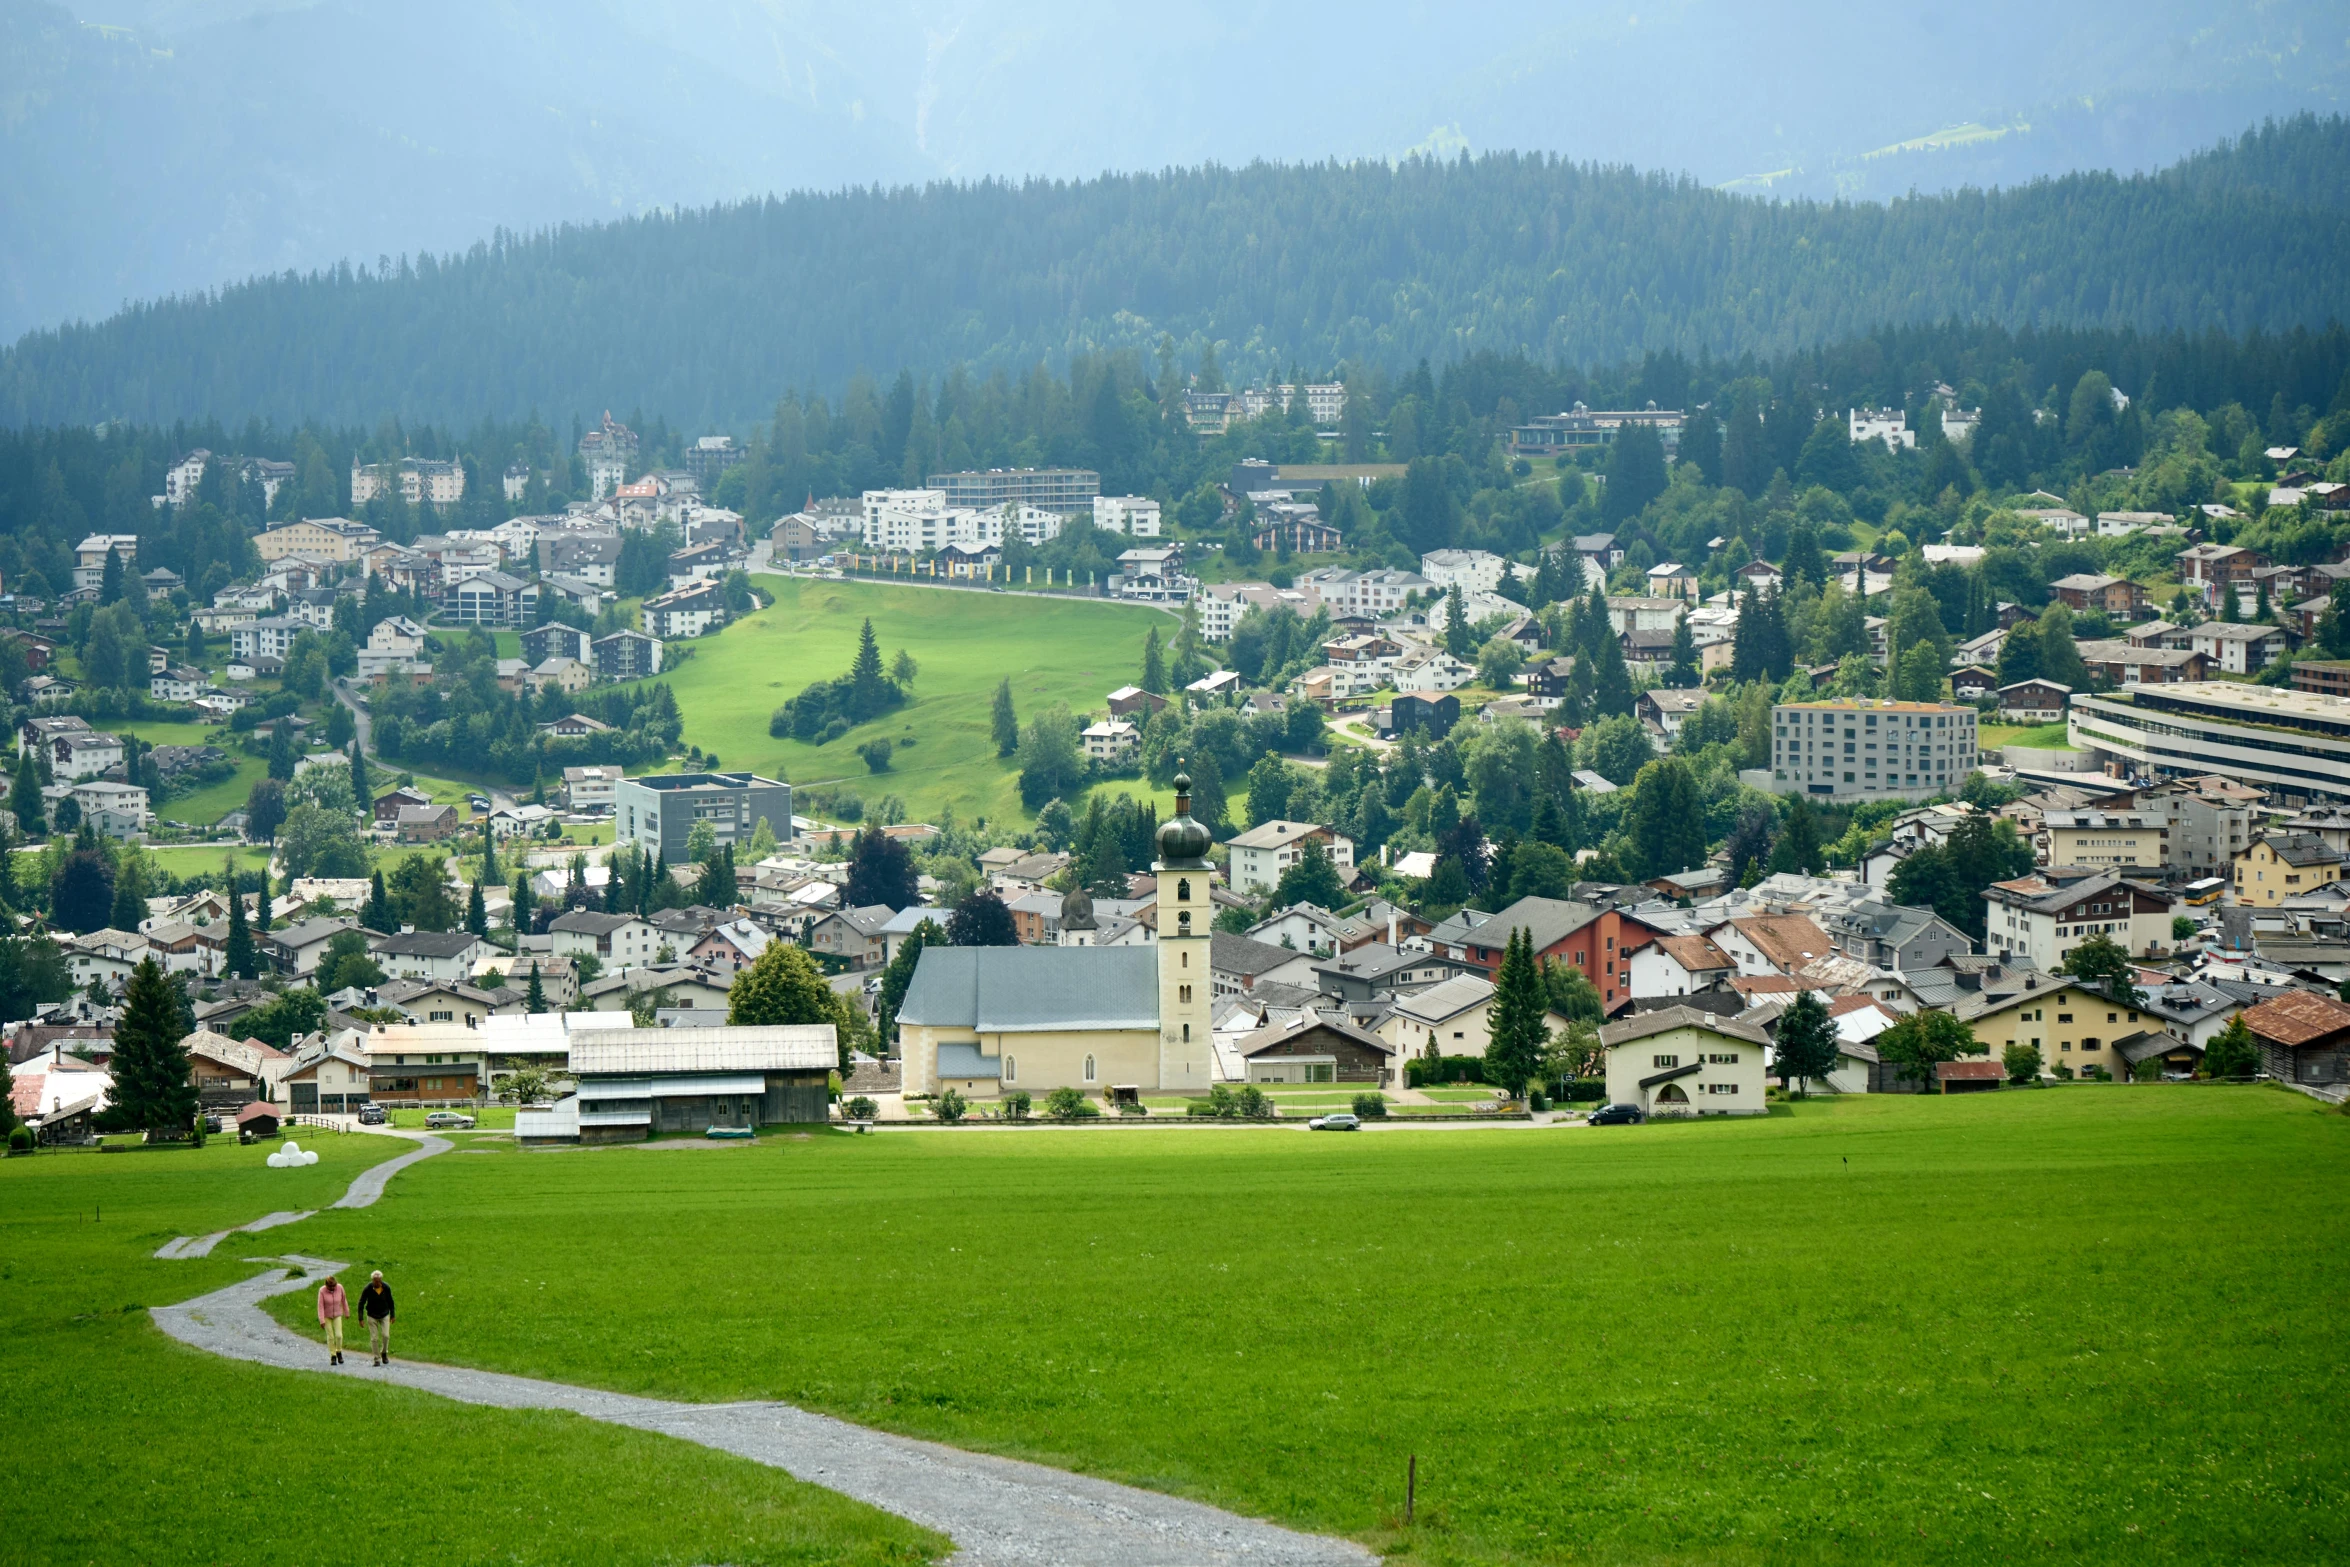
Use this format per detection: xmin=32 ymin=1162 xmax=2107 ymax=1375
xmin=1419 ymin=550 xmax=1510 ymax=594
xmin=1300 ymin=567 xmax=1427 ymax=619
xmin=164 ymin=450 xmax=210 ymax=507
xmin=351 ymin=457 xmax=465 ymax=506
xmin=1081 ymin=720 xmax=1138 ymax=764
xmin=74 ymin=535 xmax=139 ymax=590
xmin=1226 ymin=821 xmax=1357 ymax=897
xmin=564 ymin=765 xmax=624 ymax=813
xmin=1770 ymin=699 xmax=1978 ymax=803
xmin=1848 ymin=408 xmax=1913 ymax=449
xmin=1197 ymin=582 xmax=1321 ymax=642
xmin=860 ymin=498 xmax=1062 ymax=553
xmin=229 ymin=618 xmax=304 ymax=662
xmin=1093 ymin=496 xmax=1163 ymax=536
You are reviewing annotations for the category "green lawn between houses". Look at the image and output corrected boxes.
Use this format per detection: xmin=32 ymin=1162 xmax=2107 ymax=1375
xmin=0 ymin=1131 xmax=945 ymax=1567
xmin=627 ymin=575 xmax=1217 ymax=827
xmin=1977 ymin=721 xmax=2076 ymax=752
xmin=181 ymin=1087 xmax=2350 ymax=1565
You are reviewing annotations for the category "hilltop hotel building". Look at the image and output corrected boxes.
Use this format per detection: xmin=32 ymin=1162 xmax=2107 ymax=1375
xmin=896 ymin=773 xmax=1218 ymax=1099
xmin=1770 ymin=699 xmax=1978 ymax=804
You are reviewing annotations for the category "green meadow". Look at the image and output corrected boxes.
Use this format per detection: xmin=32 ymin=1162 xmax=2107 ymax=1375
xmin=201 ymin=1087 xmax=2350 ymax=1566
xmin=0 ymin=1131 xmax=942 ymax=1566
xmin=637 ymin=575 xmax=1187 ymax=824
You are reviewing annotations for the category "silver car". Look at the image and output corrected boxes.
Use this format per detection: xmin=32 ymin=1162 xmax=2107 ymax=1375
xmin=424 ymin=1111 xmax=476 ymax=1130
xmin=1307 ymin=1113 xmax=1362 ymax=1131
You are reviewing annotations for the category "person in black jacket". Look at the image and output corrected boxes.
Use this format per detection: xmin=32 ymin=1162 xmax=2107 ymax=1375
xmin=358 ymin=1270 xmax=396 ymax=1366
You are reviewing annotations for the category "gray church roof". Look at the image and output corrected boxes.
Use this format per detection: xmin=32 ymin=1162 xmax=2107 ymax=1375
xmin=896 ymin=946 xmax=1159 ymax=1034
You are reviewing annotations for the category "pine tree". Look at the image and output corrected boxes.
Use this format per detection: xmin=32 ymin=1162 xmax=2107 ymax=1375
xmin=97 ymin=547 xmax=123 ymax=607
xmin=511 ymin=873 xmax=536 ymax=934
xmin=1664 ymin=613 xmax=1700 ymax=688
xmin=481 ymin=833 xmax=500 ymax=887
xmin=849 ymin=616 xmax=888 ymax=719
xmin=1772 ymin=989 xmax=1841 ymax=1097
xmin=365 ymin=869 xmax=393 ymax=933
xmin=1483 ymin=929 xmax=1551 ymax=1098
xmin=12 ymin=751 xmax=44 ymax=837
xmin=1768 ymin=795 xmax=1825 ymax=876
xmin=107 ymin=957 xmax=198 ymax=1136
xmin=110 ymin=853 xmax=146 ymax=932
xmin=267 ymin=720 xmax=296 ymax=782
xmin=525 ymin=961 xmax=547 ymax=1015
xmin=254 ymin=864 xmax=273 ymax=932
xmin=348 ymin=742 xmax=370 ymax=808
xmin=1444 ymin=582 xmax=1474 ymax=658
xmin=222 ymin=864 xmax=256 ymax=979
xmin=465 ymin=880 xmax=488 ymax=938
xmin=1140 ymin=626 xmax=1169 ymax=694
xmin=991 ymin=678 xmax=1019 ymax=757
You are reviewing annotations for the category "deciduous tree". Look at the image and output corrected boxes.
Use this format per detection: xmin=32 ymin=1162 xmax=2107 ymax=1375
xmin=1771 ymin=989 xmax=1840 ymax=1096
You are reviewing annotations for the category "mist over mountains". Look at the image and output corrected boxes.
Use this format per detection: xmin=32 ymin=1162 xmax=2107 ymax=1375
xmin=5 ymin=0 xmax=2345 ymax=350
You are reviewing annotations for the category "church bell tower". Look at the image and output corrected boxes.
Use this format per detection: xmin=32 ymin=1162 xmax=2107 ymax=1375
xmin=1152 ymin=766 xmax=1217 ymax=1090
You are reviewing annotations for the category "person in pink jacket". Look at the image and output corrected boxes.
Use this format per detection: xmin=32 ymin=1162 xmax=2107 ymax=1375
xmin=316 ymin=1275 xmax=350 ymax=1365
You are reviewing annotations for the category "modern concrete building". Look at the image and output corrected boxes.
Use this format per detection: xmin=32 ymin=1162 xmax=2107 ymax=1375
xmin=1768 ymin=699 xmax=1978 ymax=803
xmin=927 ymin=468 xmax=1100 ymax=515
xmin=615 ymin=771 xmax=792 ymax=862
xmin=2068 ymin=684 xmax=2350 ymax=807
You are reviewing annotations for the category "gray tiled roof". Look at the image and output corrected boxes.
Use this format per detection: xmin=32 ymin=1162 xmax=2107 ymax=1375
xmin=896 ymin=946 xmax=1158 ymax=1034
xmin=1210 ymin=932 xmax=1304 ymax=979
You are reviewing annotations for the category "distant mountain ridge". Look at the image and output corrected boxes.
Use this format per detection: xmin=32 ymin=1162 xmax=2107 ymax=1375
xmin=4 ymin=0 xmax=2343 ymax=348
xmin=6 ymin=114 xmax=2346 ymax=433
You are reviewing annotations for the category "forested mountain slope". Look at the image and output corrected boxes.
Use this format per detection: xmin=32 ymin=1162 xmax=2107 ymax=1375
xmin=5 ymin=116 xmax=2347 ymax=431
xmin=6 ymin=0 xmax=2340 ymax=343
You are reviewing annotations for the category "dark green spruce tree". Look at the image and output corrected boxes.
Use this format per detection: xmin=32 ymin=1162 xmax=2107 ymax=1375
xmin=107 ymin=957 xmax=199 ymax=1137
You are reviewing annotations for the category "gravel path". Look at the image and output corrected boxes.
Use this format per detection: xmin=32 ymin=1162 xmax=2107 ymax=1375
xmin=149 ymin=1140 xmax=1372 ymax=1565
xmin=154 ymin=1133 xmax=450 ymax=1259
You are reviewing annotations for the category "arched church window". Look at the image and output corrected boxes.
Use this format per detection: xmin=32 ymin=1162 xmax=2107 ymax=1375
xmin=1084 ymin=1055 xmax=1097 ymax=1082
xmin=1177 ymin=878 xmax=1192 ymax=902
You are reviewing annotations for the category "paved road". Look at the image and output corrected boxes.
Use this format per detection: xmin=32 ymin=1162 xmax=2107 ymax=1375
xmin=330 ymin=678 xmax=373 ymax=755
xmin=147 ymin=1129 xmax=1375 ymax=1567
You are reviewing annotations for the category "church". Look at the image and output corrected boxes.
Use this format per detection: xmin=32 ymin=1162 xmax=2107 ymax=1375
xmin=897 ymin=773 xmax=1218 ymax=1100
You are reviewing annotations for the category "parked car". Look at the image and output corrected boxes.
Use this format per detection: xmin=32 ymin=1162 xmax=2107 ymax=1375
xmin=1587 ymin=1103 xmax=1647 ymax=1126
xmin=1307 ymin=1113 xmax=1361 ymax=1132
xmin=424 ymin=1110 xmax=476 ymax=1130
xmin=356 ymin=1104 xmax=387 ymax=1126
xmin=201 ymin=1115 xmax=224 ymax=1135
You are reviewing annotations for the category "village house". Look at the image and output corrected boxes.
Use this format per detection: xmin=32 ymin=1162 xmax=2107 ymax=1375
xmin=2232 ymin=833 xmax=2345 ymax=909
xmin=1239 ymin=1011 xmax=1401 ymax=1087
xmin=547 ymin=910 xmax=661 ymax=968
xmin=1982 ymin=869 xmax=2173 ymax=968
xmin=1600 ymin=1007 xmax=1770 ymax=1116
xmin=2049 ymin=574 xmax=2149 ymax=620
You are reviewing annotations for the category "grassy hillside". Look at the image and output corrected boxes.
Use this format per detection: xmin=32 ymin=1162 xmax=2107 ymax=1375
xmin=253 ymin=1088 xmax=2350 ymax=1565
xmin=641 ymin=576 xmax=1177 ymax=825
